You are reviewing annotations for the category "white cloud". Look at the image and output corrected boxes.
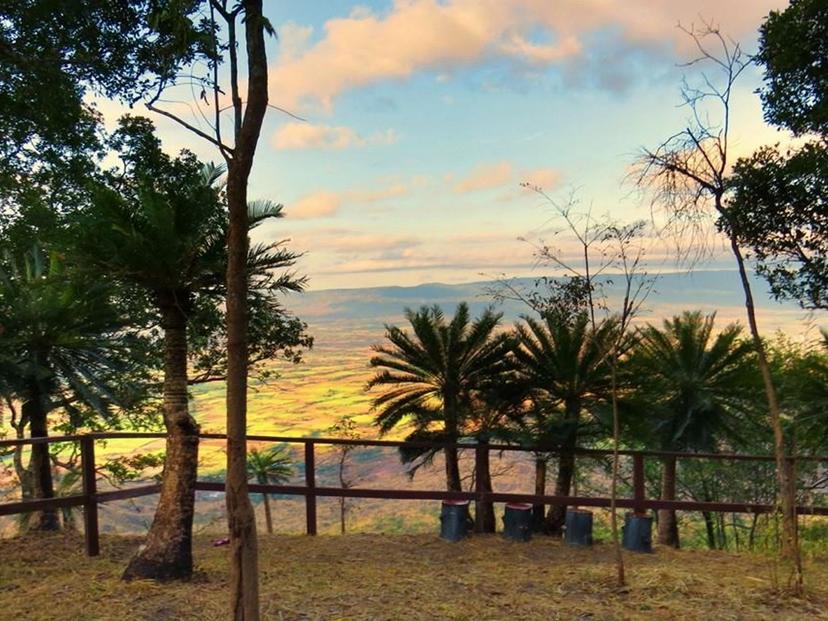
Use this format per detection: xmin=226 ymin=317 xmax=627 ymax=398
xmin=289 ymin=191 xmax=342 ymax=219
xmin=287 ymin=180 xmax=413 ymax=220
xmin=271 ymin=0 xmax=785 ymax=109
xmin=454 ymin=161 xmax=513 ymax=193
xmin=453 ymin=162 xmax=562 ymax=194
xmin=520 ymin=168 xmax=562 ymax=190
xmin=273 ymin=122 xmax=397 ymax=150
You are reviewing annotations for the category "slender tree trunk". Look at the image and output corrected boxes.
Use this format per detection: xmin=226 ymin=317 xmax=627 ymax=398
xmin=338 ymin=452 xmax=348 ymax=534
xmin=474 ymin=437 xmax=495 ymax=533
xmin=226 ymin=161 xmax=259 ymax=613
xmin=25 ymin=395 xmax=60 ymax=531
xmin=545 ymin=398 xmax=579 ymax=534
xmin=748 ymin=513 xmax=760 ymax=551
xmin=224 ymin=2 xmax=268 ymax=618
xmin=657 ymin=455 xmax=680 ymax=548
xmin=727 ymin=229 xmax=801 ymax=586
xmin=124 ymin=306 xmax=199 ymax=581
xmin=731 ymin=513 xmax=741 ymax=552
xmin=609 ymin=360 xmax=625 ymax=586
xmin=262 ymin=493 xmax=273 ymax=535
xmin=717 ymin=512 xmax=728 ymax=550
xmin=702 ymin=511 xmax=717 ymax=549
xmin=532 ymin=456 xmax=547 ymax=532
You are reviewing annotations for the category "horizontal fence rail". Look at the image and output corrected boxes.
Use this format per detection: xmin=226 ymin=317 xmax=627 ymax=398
xmin=1 ymin=432 xmax=828 ymax=555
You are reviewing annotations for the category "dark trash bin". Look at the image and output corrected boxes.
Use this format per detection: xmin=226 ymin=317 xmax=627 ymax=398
xmin=440 ymin=500 xmax=473 ymax=542
xmin=503 ymin=502 xmax=533 ymax=542
xmin=622 ymin=512 xmax=653 ymax=552
xmin=565 ymin=509 xmax=593 ymax=546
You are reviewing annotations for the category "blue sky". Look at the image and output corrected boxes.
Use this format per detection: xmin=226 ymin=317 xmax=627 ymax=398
xmin=103 ymin=0 xmax=791 ymax=290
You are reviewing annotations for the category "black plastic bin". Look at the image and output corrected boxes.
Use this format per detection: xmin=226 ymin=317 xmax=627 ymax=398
xmin=565 ymin=509 xmax=593 ymax=546
xmin=622 ymin=512 xmax=653 ymax=552
xmin=503 ymin=502 xmax=533 ymax=542
xmin=440 ymin=500 xmax=473 ymax=542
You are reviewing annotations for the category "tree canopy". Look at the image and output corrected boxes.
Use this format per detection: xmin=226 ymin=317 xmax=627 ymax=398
xmin=757 ymin=0 xmax=828 ymax=136
xmin=726 ymin=0 xmax=828 ymax=311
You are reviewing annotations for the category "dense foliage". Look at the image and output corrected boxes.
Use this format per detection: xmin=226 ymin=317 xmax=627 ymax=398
xmin=726 ymin=0 xmax=828 ymax=311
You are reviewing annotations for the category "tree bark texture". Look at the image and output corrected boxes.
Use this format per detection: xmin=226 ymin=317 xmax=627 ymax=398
xmin=444 ymin=444 xmax=462 ymax=492
xmin=546 ymin=450 xmax=575 ymax=534
xmin=262 ymin=493 xmax=273 ymax=535
xmin=123 ymin=304 xmax=199 ymax=581
xmin=545 ymin=398 xmax=579 ymax=534
xmin=727 ymin=228 xmax=800 ymax=575
xmin=226 ymin=2 xmax=268 ymax=617
xmin=24 ymin=393 xmax=60 ymax=531
xmin=657 ymin=455 xmax=680 ymax=548
xmin=474 ymin=440 xmax=495 ymax=533
xmin=532 ymin=457 xmax=547 ymax=532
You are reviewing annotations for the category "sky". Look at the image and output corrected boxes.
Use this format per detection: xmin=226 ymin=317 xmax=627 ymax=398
xmin=99 ymin=0 xmax=792 ymax=290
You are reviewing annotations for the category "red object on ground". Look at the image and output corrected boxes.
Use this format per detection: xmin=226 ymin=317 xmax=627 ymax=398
xmin=212 ymin=538 xmax=230 ymax=547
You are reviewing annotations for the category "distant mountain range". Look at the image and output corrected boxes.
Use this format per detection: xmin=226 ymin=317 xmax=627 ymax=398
xmin=286 ymin=271 xmax=820 ymax=335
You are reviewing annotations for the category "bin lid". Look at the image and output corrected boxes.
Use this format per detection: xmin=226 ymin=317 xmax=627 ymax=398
xmin=505 ymin=502 xmax=533 ymax=510
xmin=442 ymin=499 xmax=470 ymax=506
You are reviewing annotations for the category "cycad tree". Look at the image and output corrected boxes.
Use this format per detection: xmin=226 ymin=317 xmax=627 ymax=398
xmin=368 ymin=303 xmax=512 ymax=509
xmin=0 ymin=245 xmax=133 ymax=530
xmin=629 ymin=311 xmax=755 ymax=547
xmin=72 ymin=117 xmax=307 ymax=580
xmin=246 ymin=445 xmax=293 ymax=535
xmin=512 ymin=312 xmax=617 ymax=534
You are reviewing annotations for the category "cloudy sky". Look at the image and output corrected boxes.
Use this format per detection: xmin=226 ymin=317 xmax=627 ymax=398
xmin=111 ymin=0 xmax=791 ymax=290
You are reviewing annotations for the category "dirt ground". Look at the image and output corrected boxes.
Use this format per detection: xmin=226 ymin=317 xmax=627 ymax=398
xmin=1 ymin=532 xmax=827 ymax=620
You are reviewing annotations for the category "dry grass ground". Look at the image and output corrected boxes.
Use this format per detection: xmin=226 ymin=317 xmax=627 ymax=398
xmin=1 ymin=533 xmax=828 ymax=620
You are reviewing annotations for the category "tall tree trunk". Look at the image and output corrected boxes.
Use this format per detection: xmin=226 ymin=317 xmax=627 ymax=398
xmin=545 ymin=398 xmax=579 ymax=534
xmin=657 ymin=455 xmax=680 ymax=548
xmin=731 ymin=513 xmax=741 ymax=552
xmin=748 ymin=513 xmax=760 ymax=551
xmin=226 ymin=3 xmax=268 ymax=617
xmin=262 ymin=493 xmax=273 ymax=536
xmin=25 ymin=394 xmax=60 ymax=531
xmin=226 ymin=159 xmax=259 ymax=613
xmin=717 ymin=512 xmax=728 ymax=550
xmin=727 ymin=228 xmax=801 ymax=584
xmin=702 ymin=511 xmax=717 ymax=549
xmin=608 ymin=358 xmax=625 ymax=586
xmin=124 ymin=306 xmax=198 ymax=581
xmin=474 ymin=437 xmax=495 ymax=533
xmin=532 ymin=456 xmax=547 ymax=532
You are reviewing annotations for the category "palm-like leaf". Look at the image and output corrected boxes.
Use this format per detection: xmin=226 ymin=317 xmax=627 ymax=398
xmin=628 ymin=311 xmax=756 ymax=451
xmin=512 ymin=312 xmax=617 ymax=444
xmin=246 ymin=444 xmax=293 ymax=485
xmin=0 ymin=245 xmax=135 ymax=416
xmin=367 ymin=302 xmax=512 ymax=454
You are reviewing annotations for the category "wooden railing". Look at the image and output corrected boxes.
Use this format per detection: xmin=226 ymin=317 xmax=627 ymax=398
xmin=1 ymin=432 xmax=827 ymax=556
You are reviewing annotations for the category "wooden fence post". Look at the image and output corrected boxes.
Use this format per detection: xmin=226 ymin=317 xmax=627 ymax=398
xmin=305 ymin=440 xmax=317 ymax=536
xmin=633 ymin=453 xmax=646 ymax=515
xmin=80 ymin=435 xmax=99 ymax=557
